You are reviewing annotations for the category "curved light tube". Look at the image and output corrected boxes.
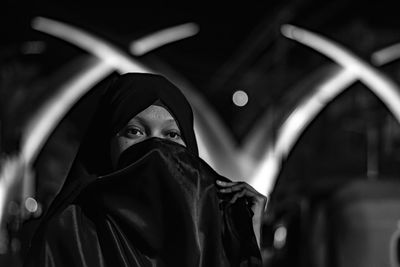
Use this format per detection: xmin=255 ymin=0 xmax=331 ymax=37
xmin=0 ymin=18 xmax=207 ymax=239
xmin=31 ymin=16 xmax=241 ymax=179
xmin=0 ymin=60 xmax=114 ymax=238
xmin=249 ymin=68 xmax=356 ymax=195
xmin=0 ymin=157 xmax=21 ymax=235
xmin=275 ymin=40 xmax=400 ymax=163
xmin=275 ymin=68 xmax=355 ymax=159
xmin=281 ymin=24 xmax=400 ymax=123
xmin=31 ymin=17 xmax=151 ymax=73
xmin=130 ymin=22 xmax=199 ymax=56
xmin=26 ymin=18 xmax=400 ymax=192
xmin=250 ymin=25 xmax=400 ymax=195
xmin=371 ymin=43 xmax=400 ymax=66
xmin=9 ymin=18 xmax=400 ymax=231
xmin=21 ymin=58 xmax=113 ymax=165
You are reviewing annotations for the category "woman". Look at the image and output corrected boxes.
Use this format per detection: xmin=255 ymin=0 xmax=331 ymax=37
xmin=24 ymin=73 xmax=266 ymax=267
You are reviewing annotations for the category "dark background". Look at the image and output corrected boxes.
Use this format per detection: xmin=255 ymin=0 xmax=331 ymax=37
xmin=2 ymin=1 xmax=400 ymax=265
xmin=2 ymin=0 xmax=400 ymax=141
xmin=2 ymin=0 xmax=400 ymax=208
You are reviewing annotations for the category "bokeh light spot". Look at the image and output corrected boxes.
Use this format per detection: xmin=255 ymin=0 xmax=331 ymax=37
xmin=25 ymin=197 xmax=38 ymax=213
xmin=232 ymin=90 xmax=249 ymax=107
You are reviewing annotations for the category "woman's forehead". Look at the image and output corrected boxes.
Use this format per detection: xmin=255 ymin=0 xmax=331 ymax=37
xmin=130 ymin=105 xmax=177 ymax=122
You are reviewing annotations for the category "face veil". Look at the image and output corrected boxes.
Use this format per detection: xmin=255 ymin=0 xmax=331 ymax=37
xmin=24 ymin=73 xmax=262 ymax=267
xmin=42 ymin=72 xmax=199 ymax=217
xmin=79 ymin=72 xmax=199 ymax=176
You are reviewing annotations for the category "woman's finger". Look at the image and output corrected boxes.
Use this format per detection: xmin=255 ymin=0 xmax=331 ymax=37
xmin=230 ymin=190 xmax=247 ymax=204
xmin=216 ymin=180 xmax=268 ymax=209
xmin=219 ymin=186 xmax=260 ymax=202
xmin=216 ymin=180 xmax=257 ymax=192
xmin=216 ymin=180 xmax=239 ymax=187
xmin=217 ymin=181 xmax=259 ymax=194
xmin=218 ymin=183 xmax=245 ymax=193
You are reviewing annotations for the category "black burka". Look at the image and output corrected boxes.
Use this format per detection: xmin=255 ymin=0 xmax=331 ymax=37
xmin=23 ymin=73 xmax=261 ymax=266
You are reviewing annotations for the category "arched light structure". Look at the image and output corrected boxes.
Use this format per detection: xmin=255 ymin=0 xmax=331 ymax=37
xmin=0 ymin=18 xmax=209 ymax=236
xmin=22 ymin=58 xmax=114 ymax=166
xmin=2 ymin=19 xmax=400 ymax=241
xmin=249 ymin=24 xmax=400 ymax=196
xmin=1 ymin=17 xmax=257 ymax=235
xmin=130 ymin=22 xmax=200 ymax=56
xmin=30 ymin=16 xmax=243 ymax=180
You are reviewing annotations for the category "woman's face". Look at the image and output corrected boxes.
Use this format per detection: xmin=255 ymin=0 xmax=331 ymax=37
xmin=110 ymin=105 xmax=186 ymax=167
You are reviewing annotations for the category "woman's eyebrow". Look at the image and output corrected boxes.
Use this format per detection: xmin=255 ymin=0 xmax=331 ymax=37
xmin=162 ymin=119 xmax=180 ymax=126
xmin=125 ymin=117 xmax=146 ymax=126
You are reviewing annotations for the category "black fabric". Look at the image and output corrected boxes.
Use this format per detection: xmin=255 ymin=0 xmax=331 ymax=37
xmin=77 ymin=72 xmax=198 ymax=176
xmin=23 ymin=73 xmax=261 ymax=266
xmin=36 ymin=72 xmax=198 ymax=230
xmin=24 ymin=139 xmax=261 ymax=266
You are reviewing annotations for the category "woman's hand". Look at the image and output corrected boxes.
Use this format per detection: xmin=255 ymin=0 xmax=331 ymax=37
xmin=216 ymin=180 xmax=267 ymax=248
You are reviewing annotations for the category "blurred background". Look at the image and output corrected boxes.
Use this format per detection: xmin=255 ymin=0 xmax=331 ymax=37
xmin=2 ymin=0 xmax=400 ymax=266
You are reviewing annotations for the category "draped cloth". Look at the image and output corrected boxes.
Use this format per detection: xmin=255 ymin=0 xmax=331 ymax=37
xmin=24 ymin=139 xmax=261 ymax=266
xmin=23 ymin=73 xmax=262 ymax=266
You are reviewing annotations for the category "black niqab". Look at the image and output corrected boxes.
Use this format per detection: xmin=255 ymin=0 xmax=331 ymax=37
xmin=78 ymin=72 xmax=198 ymax=175
xmin=24 ymin=73 xmax=261 ymax=267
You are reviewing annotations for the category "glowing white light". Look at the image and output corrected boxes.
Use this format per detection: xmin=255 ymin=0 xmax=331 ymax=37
xmin=232 ymin=90 xmax=249 ymax=107
xmin=27 ymin=17 xmax=400 ymax=211
xmin=249 ymin=68 xmax=356 ymax=195
xmin=192 ymin=109 xmax=245 ymax=181
xmin=273 ymin=225 xmax=287 ymax=249
xmin=250 ymin=148 xmax=279 ymax=195
xmin=24 ymin=197 xmax=38 ymax=213
xmin=249 ymin=24 xmax=400 ymax=196
xmin=281 ymin=24 xmax=400 ymax=124
xmin=21 ymin=59 xmax=113 ymax=165
xmin=194 ymin=123 xmax=213 ymax=167
xmin=31 ymin=16 xmax=244 ymax=181
xmin=32 ymin=17 xmax=151 ymax=73
xmin=390 ymin=222 xmax=400 ymax=267
xmin=130 ymin=23 xmax=199 ymax=56
xmin=276 ymin=68 xmax=355 ymax=159
xmin=0 ymin=157 xmax=22 ymax=232
xmin=26 ymin=17 xmax=400 ymax=199
xmin=371 ymin=43 xmax=400 ymax=65
xmin=0 ymin=17 xmax=240 ymax=242
xmin=0 ymin=183 xmax=5 ymax=233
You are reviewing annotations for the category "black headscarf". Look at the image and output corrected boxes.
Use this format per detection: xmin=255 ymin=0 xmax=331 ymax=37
xmin=24 ymin=73 xmax=261 ymax=267
xmin=39 ymin=73 xmax=199 ymax=220
xmin=77 ymin=72 xmax=198 ymax=175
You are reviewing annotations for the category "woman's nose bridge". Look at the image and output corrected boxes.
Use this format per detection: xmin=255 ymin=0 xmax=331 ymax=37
xmin=147 ymin=130 xmax=164 ymax=139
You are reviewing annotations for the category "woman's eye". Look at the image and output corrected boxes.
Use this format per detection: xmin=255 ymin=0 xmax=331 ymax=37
xmin=166 ymin=131 xmax=181 ymax=139
xmin=125 ymin=128 xmax=144 ymax=138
